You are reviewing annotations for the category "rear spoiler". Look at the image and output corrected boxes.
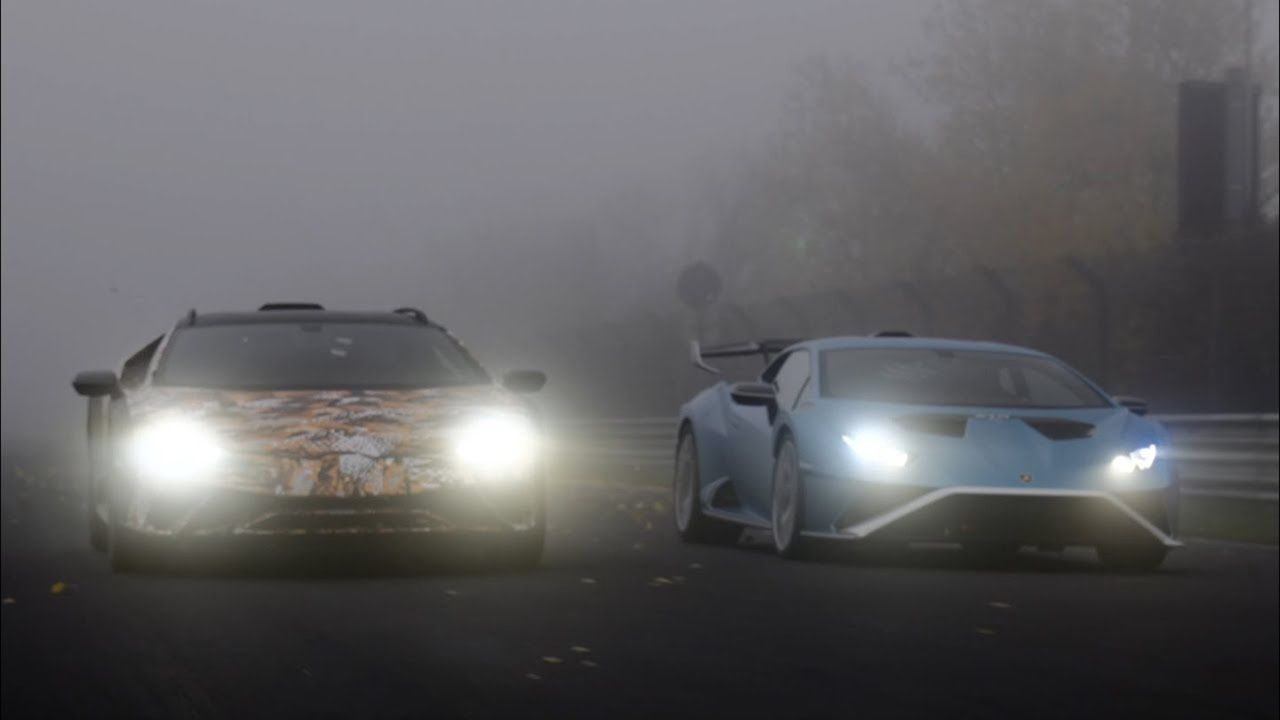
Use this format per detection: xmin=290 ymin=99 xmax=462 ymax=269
xmin=690 ymin=338 xmax=803 ymax=374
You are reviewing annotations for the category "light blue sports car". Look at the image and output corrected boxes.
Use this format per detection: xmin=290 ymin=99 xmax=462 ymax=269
xmin=672 ymin=334 xmax=1180 ymax=570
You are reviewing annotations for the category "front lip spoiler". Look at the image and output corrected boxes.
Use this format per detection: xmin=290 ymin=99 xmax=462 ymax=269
xmin=802 ymin=486 xmax=1182 ymax=547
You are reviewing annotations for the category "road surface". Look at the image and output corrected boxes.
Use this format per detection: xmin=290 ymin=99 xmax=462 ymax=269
xmin=2 ymin=458 xmax=1277 ymax=719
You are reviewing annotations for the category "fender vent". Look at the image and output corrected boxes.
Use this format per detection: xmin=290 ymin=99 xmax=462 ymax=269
xmin=709 ymin=480 xmax=742 ymax=510
xmin=1020 ymin=418 xmax=1095 ymax=440
xmin=894 ymin=414 xmax=968 ymax=438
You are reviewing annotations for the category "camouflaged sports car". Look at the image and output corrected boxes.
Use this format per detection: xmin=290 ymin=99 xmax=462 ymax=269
xmin=73 ymin=303 xmax=548 ymax=571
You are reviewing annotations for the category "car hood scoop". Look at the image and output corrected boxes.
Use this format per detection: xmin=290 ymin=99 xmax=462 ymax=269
xmin=893 ymin=413 xmax=1096 ymax=441
xmin=1018 ymin=417 xmax=1096 ymax=441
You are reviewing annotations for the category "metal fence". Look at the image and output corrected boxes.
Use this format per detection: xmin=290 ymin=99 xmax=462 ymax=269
xmin=552 ymin=414 xmax=1279 ymax=501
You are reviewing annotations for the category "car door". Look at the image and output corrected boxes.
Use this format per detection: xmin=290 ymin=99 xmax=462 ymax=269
xmin=727 ymin=350 xmax=811 ymax=520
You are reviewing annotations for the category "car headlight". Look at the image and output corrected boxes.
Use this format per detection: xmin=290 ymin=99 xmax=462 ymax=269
xmin=843 ymin=429 xmax=909 ymax=469
xmin=1109 ymin=444 xmax=1157 ymax=474
xmin=128 ymin=417 xmax=225 ymax=484
xmin=452 ymin=412 xmax=539 ymax=478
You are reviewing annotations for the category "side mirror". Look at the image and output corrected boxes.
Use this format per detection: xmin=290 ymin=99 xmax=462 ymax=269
xmin=502 ymin=370 xmax=547 ymax=394
xmin=1114 ymin=395 xmax=1148 ymax=416
xmin=730 ymin=381 xmax=775 ymax=406
xmin=73 ymin=370 xmax=119 ymax=398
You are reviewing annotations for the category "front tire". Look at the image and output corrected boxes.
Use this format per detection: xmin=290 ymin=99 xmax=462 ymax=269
xmin=87 ymin=465 xmax=109 ymax=552
xmin=1097 ymin=544 xmax=1167 ymax=572
xmin=88 ymin=508 xmax=108 ymax=552
xmin=771 ymin=436 xmax=808 ymax=559
xmin=673 ymin=428 xmax=740 ymax=545
xmin=106 ymin=473 xmax=147 ymax=572
xmin=495 ymin=526 xmax=545 ymax=570
xmin=495 ymin=475 xmax=546 ymax=569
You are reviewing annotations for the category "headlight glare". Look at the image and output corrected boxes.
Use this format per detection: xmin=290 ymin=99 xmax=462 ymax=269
xmin=843 ymin=429 xmax=909 ymax=469
xmin=1110 ymin=444 xmax=1157 ymax=474
xmin=452 ymin=412 xmax=539 ymax=478
xmin=128 ymin=418 xmax=224 ymax=483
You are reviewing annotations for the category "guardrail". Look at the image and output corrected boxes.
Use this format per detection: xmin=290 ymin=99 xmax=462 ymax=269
xmin=552 ymin=414 xmax=1279 ymax=501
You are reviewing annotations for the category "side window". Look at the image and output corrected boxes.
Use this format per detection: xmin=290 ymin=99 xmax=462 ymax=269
xmin=772 ymin=350 xmax=811 ymax=411
xmin=119 ymin=336 xmax=164 ymax=390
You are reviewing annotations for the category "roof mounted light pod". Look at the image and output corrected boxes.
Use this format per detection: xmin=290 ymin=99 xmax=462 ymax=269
xmin=258 ymin=303 xmax=326 ymax=311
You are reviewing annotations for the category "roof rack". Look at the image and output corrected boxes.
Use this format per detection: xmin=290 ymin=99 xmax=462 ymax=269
xmin=258 ymin=303 xmax=325 ymax=311
xmin=392 ymin=307 xmax=430 ymax=324
xmin=873 ymin=330 xmax=914 ymax=338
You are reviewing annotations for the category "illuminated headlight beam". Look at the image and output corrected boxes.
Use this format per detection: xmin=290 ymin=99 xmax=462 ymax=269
xmin=128 ymin=418 xmax=225 ymax=484
xmin=843 ymin=429 xmax=909 ymax=469
xmin=452 ymin=412 xmax=539 ymax=479
xmin=1110 ymin=444 xmax=1157 ymax=474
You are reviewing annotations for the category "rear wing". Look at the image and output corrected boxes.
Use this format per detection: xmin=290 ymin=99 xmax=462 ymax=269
xmin=690 ymin=338 xmax=803 ymax=374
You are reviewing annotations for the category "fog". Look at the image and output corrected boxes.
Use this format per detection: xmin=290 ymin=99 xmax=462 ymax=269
xmin=2 ymin=0 xmax=927 ymax=451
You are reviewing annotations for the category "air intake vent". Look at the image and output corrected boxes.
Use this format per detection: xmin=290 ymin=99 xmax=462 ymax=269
xmin=894 ymin=414 xmax=968 ymax=438
xmin=1020 ymin=418 xmax=1095 ymax=441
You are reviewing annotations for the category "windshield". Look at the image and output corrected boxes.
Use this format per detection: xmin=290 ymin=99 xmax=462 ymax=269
xmin=820 ymin=348 xmax=1110 ymax=409
xmin=155 ymin=323 xmax=489 ymax=390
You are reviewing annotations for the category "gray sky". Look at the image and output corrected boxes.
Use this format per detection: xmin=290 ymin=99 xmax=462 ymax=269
xmin=2 ymin=0 xmax=926 ymax=449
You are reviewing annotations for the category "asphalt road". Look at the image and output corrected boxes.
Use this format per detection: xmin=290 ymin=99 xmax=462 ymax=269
xmin=2 ymin=458 xmax=1277 ymax=719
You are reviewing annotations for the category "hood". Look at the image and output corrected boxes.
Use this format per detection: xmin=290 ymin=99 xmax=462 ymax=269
xmin=125 ymin=385 xmax=527 ymax=496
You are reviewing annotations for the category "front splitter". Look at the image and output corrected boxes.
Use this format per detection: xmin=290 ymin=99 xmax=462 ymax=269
xmin=802 ymin=486 xmax=1181 ymax=547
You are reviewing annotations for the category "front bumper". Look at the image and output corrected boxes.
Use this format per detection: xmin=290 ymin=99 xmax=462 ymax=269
xmin=124 ymin=481 xmax=542 ymax=539
xmin=804 ymin=486 xmax=1181 ymax=548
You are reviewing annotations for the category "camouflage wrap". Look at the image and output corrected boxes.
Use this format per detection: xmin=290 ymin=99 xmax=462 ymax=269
xmin=116 ymin=385 xmax=540 ymax=536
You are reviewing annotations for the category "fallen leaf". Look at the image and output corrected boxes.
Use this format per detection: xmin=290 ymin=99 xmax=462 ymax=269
xmin=2 ymin=597 xmax=15 ymax=605
xmin=525 ymin=673 xmax=542 ymax=681
xmin=689 ymin=563 xmax=703 ymax=570
xmin=975 ymin=627 xmax=997 ymax=635
xmin=444 ymin=589 xmax=459 ymax=597
xmin=570 ymin=645 xmax=591 ymax=654
xmin=652 ymin=502 xmax=666 ymax=512
xmin=580 ymin=660 xmax=598 ymax=668
xmin=987 ymin=601 xmax=1012 ymax=609
xmin=580 ymin=577 xmax=596 ymax=585
xmin=49 ymin=582 xmax=67 ymax=595
xmin=672 ymin=575 xmax=686 ymax=583
xmin=542 ymin=656 xmax=563 ymax=664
